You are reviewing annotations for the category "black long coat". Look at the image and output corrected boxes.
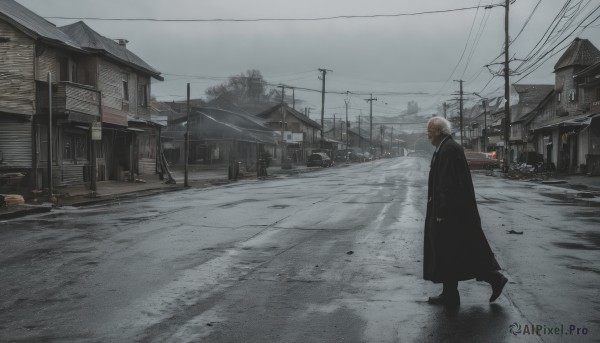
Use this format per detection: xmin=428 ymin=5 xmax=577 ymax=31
xmin=424 ymin=136 xmax=500 ymax=283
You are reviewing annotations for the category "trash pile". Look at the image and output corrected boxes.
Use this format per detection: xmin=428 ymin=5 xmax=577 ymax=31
xmin=0 ymin=194 xmax=25 ymax=206
xmin=506 ymin=162 xmax=555 ymax=180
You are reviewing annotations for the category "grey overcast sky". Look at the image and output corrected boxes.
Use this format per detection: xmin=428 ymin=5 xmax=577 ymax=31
xmin=15 ymin=0 xmax=600 ymax=120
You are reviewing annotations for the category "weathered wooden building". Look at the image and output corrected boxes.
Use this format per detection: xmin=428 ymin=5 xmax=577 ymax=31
xmin=255 ymin=104 xmax=321 ymax=165
xmin=171 ymin=107 xmax=277 ymax=173
xmin=574 ymin=60 xmax=600 ymax=174
xmin=0 ymin=0 xmax=163 ymax=194
xmin=0 ymin=0 xmax=89 ymax=190
xmin=526 ymin=38 xmax=600 ymax=172
xmin=60 ymin=21 xmax=164 ymax=182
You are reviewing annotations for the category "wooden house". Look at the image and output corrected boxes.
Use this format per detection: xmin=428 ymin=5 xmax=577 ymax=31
xmin=255 ymin=104 xmax=321 ymax=165
xmin=0 ymin=0 xmax=163 ymax=194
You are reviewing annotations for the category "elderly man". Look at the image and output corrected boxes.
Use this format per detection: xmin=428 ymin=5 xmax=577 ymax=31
xmin=424 ymin=116 xmax=507 ymax=306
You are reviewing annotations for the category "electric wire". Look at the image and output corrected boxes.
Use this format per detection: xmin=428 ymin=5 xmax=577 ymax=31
xmin=431 ymin=1 xmax=487 ymax=107
xmin=514 ymin=2 xmax=600 ymax=77
xmin=461 ymin=1 xmax=489 ymax=79
xmin=44 ymin=4 xmax=503 ymax=23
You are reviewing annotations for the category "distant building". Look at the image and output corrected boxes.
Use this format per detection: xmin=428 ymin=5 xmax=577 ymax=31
xmin=407 ymin=101 xmax=419 ymax=115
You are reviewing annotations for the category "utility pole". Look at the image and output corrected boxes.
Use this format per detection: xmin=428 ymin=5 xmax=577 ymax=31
xmin=390 ymin=126 xmax=393 ymax=153
xmin=333 ymin=114 xmax=336 ymax=140
xmin=280 ymin=85 xmax=286 ymax=166
xmin=184 ymin=83 xmax=190 ymax=187
xmin=344 ymin=93 xmax=349 ymax=151
xmin=453 ymin=80 xmax=464 ymax=147
xmin=365 ymin=94 xmax=377 ymax=152
xmin=380 ymin=126 xmax=384 ymax=156
xmin=47 ymin=72 xmax=53 ymax=201
xmin=503 ymin=0 xmax=511 ymax=172
xmin=483 ymin=99 xmax=488 ymax=153
xmin=318 ymin=68 xmax=331 ymax=150
xmin=292 ymin=87 xmax=295 ymax=110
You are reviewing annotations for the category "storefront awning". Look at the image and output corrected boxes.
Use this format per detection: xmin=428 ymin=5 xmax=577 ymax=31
xmin=532 ymin=113 xmax=596 ymax=131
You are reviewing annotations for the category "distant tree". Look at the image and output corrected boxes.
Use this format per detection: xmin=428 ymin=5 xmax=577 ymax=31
xmin=206 ymin=69 xmax=269 ymax=102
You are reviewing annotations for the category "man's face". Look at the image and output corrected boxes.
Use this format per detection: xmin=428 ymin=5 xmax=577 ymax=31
xmin=427 ymin=123 xmax=442 ymax=146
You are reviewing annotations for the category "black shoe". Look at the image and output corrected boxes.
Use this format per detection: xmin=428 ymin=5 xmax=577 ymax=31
xmin=489 ymin=275 xmax=508 ymax=302
xmin=428 ymin=291 xmax=460 ymax=306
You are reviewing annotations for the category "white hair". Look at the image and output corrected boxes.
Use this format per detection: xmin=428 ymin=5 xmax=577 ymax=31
xmin=428 ymin=116 xmax=452 ymax=135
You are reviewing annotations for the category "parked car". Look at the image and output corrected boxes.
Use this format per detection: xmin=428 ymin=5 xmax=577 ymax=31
xmin=349 ymin=152 xmax=365 ymax=162
xmin=335 ymin=150 xmax=350 ymax=162
xmin=307 ymin=153 xmax=332 ymax=167
xmin=465 ymin=151 xmax=501 ymax=170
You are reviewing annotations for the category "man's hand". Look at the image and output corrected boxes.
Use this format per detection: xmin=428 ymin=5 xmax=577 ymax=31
xmin=436 ymin=217 xmax=444 ymax=223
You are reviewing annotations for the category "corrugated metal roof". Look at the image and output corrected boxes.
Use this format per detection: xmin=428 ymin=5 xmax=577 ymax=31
xmin=554 ymin=38 xmax=600 ymax=71
xmin=256 ymin=104 xmax=322 ymax=129
xmin=59 ymin=21 xmax=162 ymax=80
xmin=186 ymin=107 xmax=277 ymax=145
xmin=0 ymin=0 xmax=83 ymax=51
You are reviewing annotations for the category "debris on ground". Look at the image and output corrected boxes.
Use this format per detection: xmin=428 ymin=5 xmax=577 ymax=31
xmin=507 ymin=230 xmax=524 ymax=235
xmin=0 ymin=194 xmax=25 ymax=206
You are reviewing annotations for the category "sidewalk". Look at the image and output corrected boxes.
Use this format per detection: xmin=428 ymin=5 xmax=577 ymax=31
xmin=0 ymin=163 xmax=317 ymax=220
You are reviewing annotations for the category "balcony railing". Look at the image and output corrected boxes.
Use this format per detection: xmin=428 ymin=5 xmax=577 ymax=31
xmin=37 ymin=81 xmax=100 ymax=118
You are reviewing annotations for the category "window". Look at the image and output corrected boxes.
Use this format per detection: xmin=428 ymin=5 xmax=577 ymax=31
xmin=58 ymin=56 xmax=69 ymax=81
xmin=58 ymin=56 xmax=77 ymax=82
xmin=71 ymin=61 xmax=78 ymax=83
xmin=569 ymin=89 xmax=576 ymax=102
xmin=139 ymin=84 xmax=148 ymax=107
xmin=122 ymin=73 xmax=129 ymax=101
xmin=63 ymin=132 xmax=88 ymax=161
xmin=557 ymin=91 xmax=562 ymax=103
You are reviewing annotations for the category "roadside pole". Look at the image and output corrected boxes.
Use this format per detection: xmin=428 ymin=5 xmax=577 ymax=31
xmin=483 ymin=99 xmax=488 ymax=153
xmin=184 ymin=83 xmax=190 ymax=187
xmin=280 ymin=86 xmax=286 ymax=167
xmin=503 ymin=0 xmax=511 ymax=172
xmin=345 ymin=96 xmax=349 ymax=150
xmin=47 ymin=72 xmax=53 ymax=202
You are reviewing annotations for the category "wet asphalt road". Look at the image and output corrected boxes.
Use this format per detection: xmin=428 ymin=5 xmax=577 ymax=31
xmin=0 ymin=157 xmax=598 ymax=342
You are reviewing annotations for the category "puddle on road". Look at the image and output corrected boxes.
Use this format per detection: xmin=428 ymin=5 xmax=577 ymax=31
xmin=567 ymin=265 xmax=600 ymax=275
xmin=540 ymin=192 xmax=600 ymax=207
xmin=269 ymin=205 xmax=290 ymax=209
xmin=553 ymin=242 xmax=598 ymax=251
xmin=575 ymin=231 xmax=600 ymax=248
xmin=477 ymin=199 xmax=500 ymax=205
xmin=218 ymin=199 xmax=261 ymax=208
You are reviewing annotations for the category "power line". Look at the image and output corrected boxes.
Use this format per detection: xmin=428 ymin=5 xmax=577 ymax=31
xmin=510 ymin=0 xmax=543 ymax=45
xmin=486 ymin=0 xmax=572 ymax=66
xmin=44 ymin=4 xmax=503 ymax=23
xmin=431 ymin=2 xmax=494 ymax=107
xmin=513 ymin=2 xmax=600 ymax=77
xmin=461 ymin=0 xmax=488 ymax=79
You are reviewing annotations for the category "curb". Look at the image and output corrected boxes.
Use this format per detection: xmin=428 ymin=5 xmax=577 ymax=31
xmin=0 ymin=205 xmax=52 ymax=220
